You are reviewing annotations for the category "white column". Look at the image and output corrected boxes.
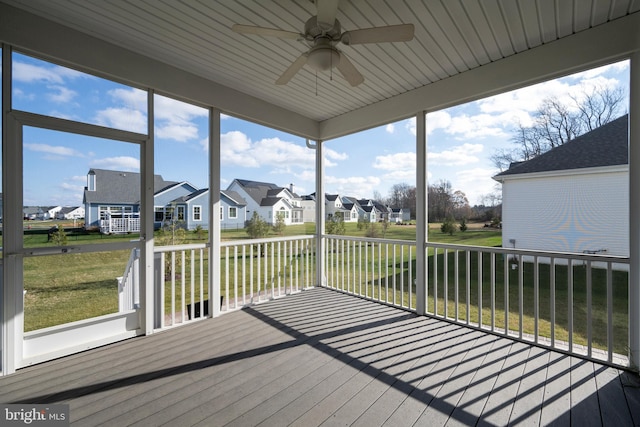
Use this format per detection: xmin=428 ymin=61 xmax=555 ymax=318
xmin=140 ymin=89 xmax=155 ymax=334
xmin=210 ymin=108 xmax=222 ymax=317
xmin=415 ymin=112 xmax=428 ymax=315
xmin=315 ymin=140 xmax=326 ymax=287
xmin=629 ymin=52 xmax=640 ymax=369
xmin=2 ymin=46 xmax=23 ymax=374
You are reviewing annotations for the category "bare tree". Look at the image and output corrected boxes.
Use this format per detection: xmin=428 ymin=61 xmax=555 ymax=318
xmin=492 ymin=85 xmax=626 ymax=171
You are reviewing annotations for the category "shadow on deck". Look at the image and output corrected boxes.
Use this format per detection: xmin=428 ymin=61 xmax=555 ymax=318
xmin=1 ymin=287 xmax=639 ymax=426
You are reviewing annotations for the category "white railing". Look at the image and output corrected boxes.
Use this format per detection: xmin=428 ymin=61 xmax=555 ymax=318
xmin=117 ymin=248 xmax=139 ymax=311
xmin=325 ymin=235 xmax=415 ymax=310
xmin=154 ymin=243 xmax=209 ymax=329
xmin=100 ymin=217 xmax=141 ymax=234
xmin=220 ymin=235 xmax=316 ymax=311
xmin=151 ymin=235 xmax=316 ymax=329
xmin=324 ymin=235 xmax=630 ymax=368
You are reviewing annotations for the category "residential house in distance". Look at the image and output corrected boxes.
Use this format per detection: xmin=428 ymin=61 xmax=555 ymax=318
xmin=169 ymin=188 xmax=247 ymax=231
xmin=493 ymin=114 xmax=628 ymax=257
xmin=23 ymin=206 xmax=46 ymax=220
xmin=84 ymin=169 xmax=248 ymax=233
xmin=227 ymin=179 xmax=302 ymax=225
xmin=56 ymin=206 xmax=85 ymax=220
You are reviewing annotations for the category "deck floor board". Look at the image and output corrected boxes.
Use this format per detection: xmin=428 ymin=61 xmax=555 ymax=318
xmin=2 ymin=287 xmax=639 ymax=426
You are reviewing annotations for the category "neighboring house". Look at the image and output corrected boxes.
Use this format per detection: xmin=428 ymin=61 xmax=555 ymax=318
xmin=300 ymin=194 xmax=317 ymax=223
xmin=169 ymin=189 xmax=247 ymax=230
xmin=41 ymin=206 xmax=62 ymax=220
xmin=84 ymin=169 xmax=176 ymax=231
xmin=361 ymin=205 xmax=380 ymax=222
xmin=227 ymin=179 xmax=302 ymax=225
xmin=390 ymin=208 xmax=405 ymax=223
xmin=56 ymin=206 xmax=85 ymax=220
xmin=493 ymin=114 xmax=628 ymax=257
xmin=23 ymin=206 xmax=45 ymax=220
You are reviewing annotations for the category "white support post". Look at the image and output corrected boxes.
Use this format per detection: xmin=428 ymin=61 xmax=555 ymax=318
xmin=415 ymin=112 xmax=428 ymax=315
xmin=2 ymin=45 xmax=23 ymax=374
xmin=315 ymin=139 xmax=326 ymax=287
xmin=210 ymin=108 xmax=222 ymax=317
xmin=140 ymin=89 xmax=155 ymax=334
xmin=629 ymin=52 xmax=640 ymax=370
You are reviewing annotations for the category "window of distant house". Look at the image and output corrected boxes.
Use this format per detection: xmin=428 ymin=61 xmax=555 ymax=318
xmin=352 ymin=211 xmax=357 ymax=219
xmin=229 ymin=207 xmax=237 ymax=219
xmin=165 ymin=207 xmax=174 ymax=221
xmin=220 ymin=206 xmax=223 ymax=220
xmin=177 ymin=206 xmax=185 ymax=221
xmin=193 ymin=206 xmax=201 ymax=221
xmin=154 ymin=207 xmax=164 ymax=222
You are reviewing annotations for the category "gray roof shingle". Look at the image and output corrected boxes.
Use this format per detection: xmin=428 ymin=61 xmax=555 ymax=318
xmin=494 ymin=114 xmax=628 ymax=179
xmin=83 ymin=169 xmax=177 ymax=204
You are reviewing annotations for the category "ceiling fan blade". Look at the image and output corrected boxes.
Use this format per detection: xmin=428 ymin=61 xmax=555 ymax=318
xmin=316 ymin=0 xmax=339 ymax=28
xmin=336 ymin=53 xmax=364 ymax=86
xmin=232 ymin=24 xmax=301 ymax=40
xmin=276 ymin=54 xmax=308 ymax=85
xmin=341 ymin=24 xmax=415 ymax=45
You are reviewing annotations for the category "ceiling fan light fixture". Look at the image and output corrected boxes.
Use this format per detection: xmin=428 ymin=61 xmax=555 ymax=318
xmin=307 ymin=46 xmax=340 ymax=71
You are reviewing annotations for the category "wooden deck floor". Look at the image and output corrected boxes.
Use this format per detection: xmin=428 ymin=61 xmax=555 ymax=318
xmin=2 ymin=287 xmax=640 ymax=426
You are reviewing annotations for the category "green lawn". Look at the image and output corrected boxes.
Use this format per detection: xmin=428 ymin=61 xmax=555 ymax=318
xmin=18 ymin=220 xmax=629 ymax=357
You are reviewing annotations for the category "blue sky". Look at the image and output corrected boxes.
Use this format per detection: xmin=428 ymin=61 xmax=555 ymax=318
xmin=8 ymin=52 xmax=630 ymax=207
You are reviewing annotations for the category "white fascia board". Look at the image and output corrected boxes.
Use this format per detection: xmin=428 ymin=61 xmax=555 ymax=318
xmin=319 ymin=12 xmax=640 ymax=141
xmin=0 ymin=3 xmax=320 ymax=140
xmin=494 ymin=164 xmax=628 ymax=183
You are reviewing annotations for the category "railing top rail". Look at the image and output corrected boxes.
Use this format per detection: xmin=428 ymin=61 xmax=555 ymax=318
xmin=324 ymin=234 xmax=416 ymax=246
xmin=154 ymin=243 xmax=208 ymax=253
xmin=425 ymin=241 xmax=629 ymax=263
xmin=323 ymin=234 xmax=628 ymax=264
xmin=220 ymin=235 xmax=315 ymax=247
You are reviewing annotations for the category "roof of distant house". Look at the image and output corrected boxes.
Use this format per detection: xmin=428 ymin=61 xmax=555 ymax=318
xmin=221 ymin=190 xmax=247 ymax=206
xmin=494 ymin=114 xmax=628 ymax=179
xmin=230 ymin=178 xmax=295 ymax=207
xmin=84 ymin=169 xmax=177 ymax=204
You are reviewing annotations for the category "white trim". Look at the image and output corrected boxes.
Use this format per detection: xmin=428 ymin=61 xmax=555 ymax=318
xmin=494 ymin=164 xmax=628 ymax=182
xmin=192 ymin=205 xmax=202 ymax=221
xmin=228 ymin=206 xmax=238 ymax=219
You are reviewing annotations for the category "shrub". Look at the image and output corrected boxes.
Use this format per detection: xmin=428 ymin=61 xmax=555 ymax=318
xmin=459 ymin=218 xmax=467 ymax=232
xmin=440 ymin=217 xmax=457 ymax=235
xmin=326 ymin=215 xmax=346 ymax=235
xmin=50 ymin=227 xmax=68 ymax=246
xmin=273 ymin=212 xmax=286 ymax=235
xmin=246 ymin=211 xmax=269 ymax=239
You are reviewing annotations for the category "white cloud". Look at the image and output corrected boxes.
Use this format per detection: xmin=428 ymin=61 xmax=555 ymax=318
xmin=94 ymin=107 xmax=147 ymax=133
xmin=90 ymin=156 xmax=140 ymax=171
xmin=373 ymin=152 xmax=415 ymax=171
xmin=385 ymin=123 xmax=395 ymax=134
xmin=220 ymin=130 xmax=347 ymax=171
xmin=454 ymin=167 xmax=500 ymax=205
xmin=108 ymin=87 xmax=147 ymax=110
xmin=156 ymin=123 xmax=199 ymax=142
xmin=24 ymin=143 xmax=84 ymax=157
xmin=404 ymin=111 xmax=453 ymax=136
xmin=13 ymin=61 xmax=65 ymax=84
xmin=430 ymin=143 xmax=483 ymax=166
xmin=325 ymin=175 xmax=382 ymax=198
xmin=47 ymin=85 xmax=77 ymax=103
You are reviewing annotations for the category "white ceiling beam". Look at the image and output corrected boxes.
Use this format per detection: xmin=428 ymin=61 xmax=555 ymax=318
xmin=0 ymin=3 xmax=320 ymax=139
xmin=319 ymin=13 xmax=640 ymax=141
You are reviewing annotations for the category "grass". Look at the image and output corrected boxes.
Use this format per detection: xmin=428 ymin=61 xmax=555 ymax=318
xmin=18 ymin=219 xmax=629 ymax=358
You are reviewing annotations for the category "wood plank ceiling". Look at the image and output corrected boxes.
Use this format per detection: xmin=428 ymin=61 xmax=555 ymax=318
xmin=2 ymin=0 xmax=640 ymax=127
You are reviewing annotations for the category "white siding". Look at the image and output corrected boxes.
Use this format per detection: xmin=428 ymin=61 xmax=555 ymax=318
xmin=502 ymin=169 xmax=628 ymax=256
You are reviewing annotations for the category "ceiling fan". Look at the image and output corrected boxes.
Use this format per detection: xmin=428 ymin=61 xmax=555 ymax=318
xmin=231 ymin=0 xmax=414 ymax=86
